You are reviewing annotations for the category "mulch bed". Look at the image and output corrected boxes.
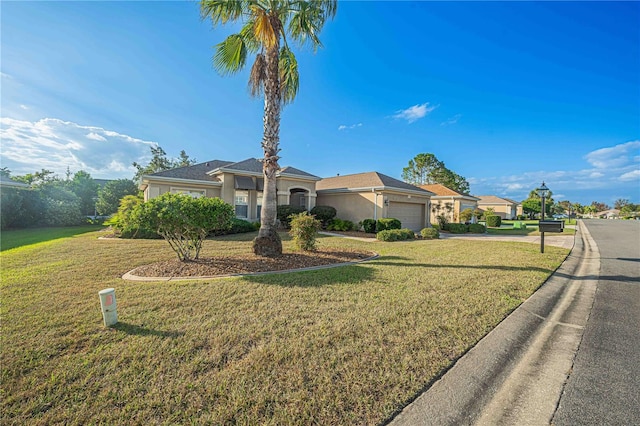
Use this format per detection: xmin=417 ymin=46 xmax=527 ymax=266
xmin=129 ymin=249 xmax=374 ymax=278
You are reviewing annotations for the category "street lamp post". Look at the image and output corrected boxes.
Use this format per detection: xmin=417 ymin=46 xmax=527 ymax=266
xmin=537 ymin=181 xmax=550 ymax=253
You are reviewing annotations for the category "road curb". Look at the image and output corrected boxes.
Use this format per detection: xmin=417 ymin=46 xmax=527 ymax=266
xmin=389 ymin=221 xmax=596 ymax=425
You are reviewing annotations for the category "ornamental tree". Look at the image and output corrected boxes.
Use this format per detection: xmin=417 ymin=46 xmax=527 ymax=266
xmin=133 ymin=193 xmax=234 ymax=261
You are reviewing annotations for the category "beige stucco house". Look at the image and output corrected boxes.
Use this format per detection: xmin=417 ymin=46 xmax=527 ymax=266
xmin=475 ymin=195 xmax=522 ymax=219
xmin=419 ymin=184 xmax=480 ymax=224
xmin=140 ymin=158 xmax=321 ymax=222
xmin=316 ymin=172 xmax=434 ymax=231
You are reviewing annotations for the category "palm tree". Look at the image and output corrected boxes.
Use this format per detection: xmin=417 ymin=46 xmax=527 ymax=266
xmin=200 ymin=0 xmax=337 ymax=256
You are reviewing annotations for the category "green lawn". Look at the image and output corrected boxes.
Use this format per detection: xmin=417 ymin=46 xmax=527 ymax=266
xmin=1 ymin=230 xmax=569 ymax=425
xmin=0 ymin=225 xmax=103 ymax=251
xmin=488 ymin=223 xmax=576 ymax=236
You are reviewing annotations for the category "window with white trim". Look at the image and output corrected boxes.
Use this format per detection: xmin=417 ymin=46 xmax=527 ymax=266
xmin=256 ymin=191 xmax=263 ymax=218
xmin=170 ymin=188 xmax=205 ymax=198
xmin=235 ymin=190 xmax=249 ymax=218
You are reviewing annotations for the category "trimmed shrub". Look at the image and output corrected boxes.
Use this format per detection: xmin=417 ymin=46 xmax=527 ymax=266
xmin=133 ymin=193 xmax=234 ymax=261
xmin=468 ymin=223 xmax=486 ymax=233
xmin=376 ymin=228 xmax=414 ymax=242
xmin=310 ymin=205 xmax=337 ymax=227
xmin=486 ymin=215 xmax=502 ymax=227
xmin=41 ymin=187 xmax=84 ymax=227
xmin=277 ymin=205 xmax=306 ymax=228
xmin=289 ymin=212 xmax=322 ymax=251
xmin=376 ymin=218 xmax=401 ymax=232
xmin=327 ymin=218 xmax=355 ymax=231
xmin=447 ymin=223 xmax=469 ymax=234
xmin=210 ymin=218 xmax=257 ymax=236
xmin=420 ymin=227 xmax=440 ymax=239
xmin=431 ymin=223 xmax=440 ymax=231
xmin=360 ymin=218 xmax=377 ymax=234
xmin=106 ymin=194 xmax=159 ymax=239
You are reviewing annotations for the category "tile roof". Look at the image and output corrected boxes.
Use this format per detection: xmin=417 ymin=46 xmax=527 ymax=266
xmin=317 ymin=172 xmax=432 ymax=194
xmin=280 ymin=166 xmax=320 ymax=179
xmin=220 ymin=158 xmax=264 ymax=174
xmin=145 ymin=158 xmax=319 ymax=182
xmin=420 ymin=183 xmax=462 ymax=197
xmin=475 ymin=195 xmax=520 ymax=205
xmin=147 ymin=160 xmax=232 ymax=181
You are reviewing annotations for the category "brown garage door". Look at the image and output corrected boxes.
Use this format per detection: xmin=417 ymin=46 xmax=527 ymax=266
xmin=388 ymin=202 xmax=424 ymax=231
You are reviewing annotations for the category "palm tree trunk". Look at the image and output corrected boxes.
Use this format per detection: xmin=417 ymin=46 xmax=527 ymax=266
xmin=253 ymin=30 xmax=282 ymax=257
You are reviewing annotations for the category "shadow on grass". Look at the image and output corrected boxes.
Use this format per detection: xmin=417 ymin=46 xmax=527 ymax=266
xmin=1 ymin=225 xmax=103 ymax=251
xmin=112 ymin=322 xmax=185 ymax=338
xmin=242 ymin=264 xmax=375 ymax=287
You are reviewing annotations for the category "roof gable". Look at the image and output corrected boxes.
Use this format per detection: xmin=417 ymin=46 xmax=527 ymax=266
xmin=147 ymin=160 xmax=232 ymax=181
xmin=475 ymin=195 xmax=520 ymax=205
xmin=317 ymin=172 xmax=432 ymax=194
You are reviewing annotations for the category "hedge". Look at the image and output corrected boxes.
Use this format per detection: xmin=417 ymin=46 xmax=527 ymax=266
xmin=468 ymin=223 xmax=486 ymax=233
xmin=447 ymin=223 xmax=468 ymax=234
xmin=486 ymin=215 xmax=502 ymax=227
xmin=376 ymin=228 xmax=415 ymax=242
xmin=376 ymin=218 xmax=401 ymax=232
xmin=420 ymin=227 xmax=440 ymax=239
xmin=277 ymin=205 xmax=306 ymax=228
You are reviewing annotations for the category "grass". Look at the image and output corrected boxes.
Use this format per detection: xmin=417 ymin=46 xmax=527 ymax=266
xmin=1 ymin=230 xmax=569 ymax=425
xmin=0 ymin=225 xmax=103 ymax=251
xmin=487 ymin=223 xmax=576 ymax=236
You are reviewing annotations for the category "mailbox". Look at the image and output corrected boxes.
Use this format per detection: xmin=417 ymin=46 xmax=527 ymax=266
xmin=538 ymin=220 xmax=564 ymax=233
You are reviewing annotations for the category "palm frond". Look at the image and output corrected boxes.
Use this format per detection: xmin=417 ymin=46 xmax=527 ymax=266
xmin=279 ymin=46 xmax=299 ymax=104
xmin=250 ymin=5 xmax=279 ymax=49
xmin=249 ymin=53 xmax=266 ymax=98
xmin=239 ymin=19 xmax=260 ymax=53
xmin=213 ymin=34 xmax=247 ymax=75
xmin=200 ymin=0 xmax=245 ymax=25
xmin=286 ymin=0 xmax=336 ymax=51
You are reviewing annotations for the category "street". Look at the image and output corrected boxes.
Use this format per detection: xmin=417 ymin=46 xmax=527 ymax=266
xmin=553 ymin=219 xmax=640 ymax=425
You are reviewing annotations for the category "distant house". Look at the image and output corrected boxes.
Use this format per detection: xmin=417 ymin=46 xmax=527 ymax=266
xmin=419 ymin=184 xmax=480 ymax=224
xmin=140 ymin=158 xmax=321 ymax=222
xmin=597 ymin=209 xmax=620 ymax=219
xmin=0 ymin=175 xmax=30 ymax=189
xmin=316 ymin=172 xmax=433 ymax=231
xmin=475 ymin=195 xmax=522 ymax=219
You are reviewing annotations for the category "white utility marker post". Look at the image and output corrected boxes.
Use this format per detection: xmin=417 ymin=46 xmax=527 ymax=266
xmin=98 ymin=288 xmax=118 ymax=326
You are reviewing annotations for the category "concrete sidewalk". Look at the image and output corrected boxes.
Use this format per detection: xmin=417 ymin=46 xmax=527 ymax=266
xmin=390 ymin=222 xmax=598 ymax=425
xmin=439 ymin=232 xmax=575 ymax=250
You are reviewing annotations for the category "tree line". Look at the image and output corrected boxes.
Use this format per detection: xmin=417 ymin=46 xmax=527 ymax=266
xmin=0 ymin=147 xmax=195 ymax=230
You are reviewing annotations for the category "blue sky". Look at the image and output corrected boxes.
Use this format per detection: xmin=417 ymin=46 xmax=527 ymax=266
xmin=1 ymin=1 xmax=638 ymax=206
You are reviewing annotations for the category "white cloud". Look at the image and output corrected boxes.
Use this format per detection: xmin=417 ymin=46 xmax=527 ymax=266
xmin=19 ymin=104 xmax=29 ymax=110
xmin=393 ymin=103 xmax=438 ymax=123
xmin=440 ymin=114 xmax=461 ymax=126
xmin=584 ymin=140 xmax=640 ymax=169
xmin=0 ymin=72 xmax=12 ymax=79
xmin=86 ymin=132 xmax=107 ymax=141
xmin=619 ymin=169 xmax=640 ymax=181
xmin=589 ymin=171 xmax=604 ymax=178
xmin=0 ymin=117 xmax=156 ymax=179
xmin=338 ymin=123 xmax=363 ymax=131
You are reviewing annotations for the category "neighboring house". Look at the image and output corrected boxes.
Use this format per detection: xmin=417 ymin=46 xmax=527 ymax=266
xmin=140 ymin=158 xmax=321 ymax=222
xmin=0 ymin=175 xmax=30 ymax=189
xmin=475 ymin=195 xmax=522 ymax=219
xmin=419 ymin=183 xmax=480 ymax=224
xmin=597 ymin=209 xmax=620 ymax=219
xmin=316 ymin=172 xmax=433 ymax=231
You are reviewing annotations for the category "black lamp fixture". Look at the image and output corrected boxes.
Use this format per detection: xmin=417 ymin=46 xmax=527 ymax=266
xmin=536 ymin=181 xmax=550 ymax=199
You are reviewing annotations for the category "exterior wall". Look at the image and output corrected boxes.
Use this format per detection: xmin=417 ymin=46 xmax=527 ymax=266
xmin=277 ymin=177 xmax=317 ymax=210
xmin=315 ymin=192 xmax=377 ymax=224
xmin=144 ymin=182 xmax=221 ymax=202
xmin=430 ymin=198 xmax=456 ymax=224
xmin=144 ymin=172 xmax=319 ymax=222
xmin=317 ymin=190 xmax=429 ymax=228
xmin=478 ymin=204 xmax=517 ymax=219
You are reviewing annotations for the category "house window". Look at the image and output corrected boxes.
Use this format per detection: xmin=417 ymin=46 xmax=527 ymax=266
xmin=299 ymin=195 xmax=306 ymax=208
xmin=235 ymin=190 xmax=249 ymax=218
xmin=257 ymin=192 xmax=263 ymax=219
xmin=170 ymin=188 xmax=205 ymax=198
